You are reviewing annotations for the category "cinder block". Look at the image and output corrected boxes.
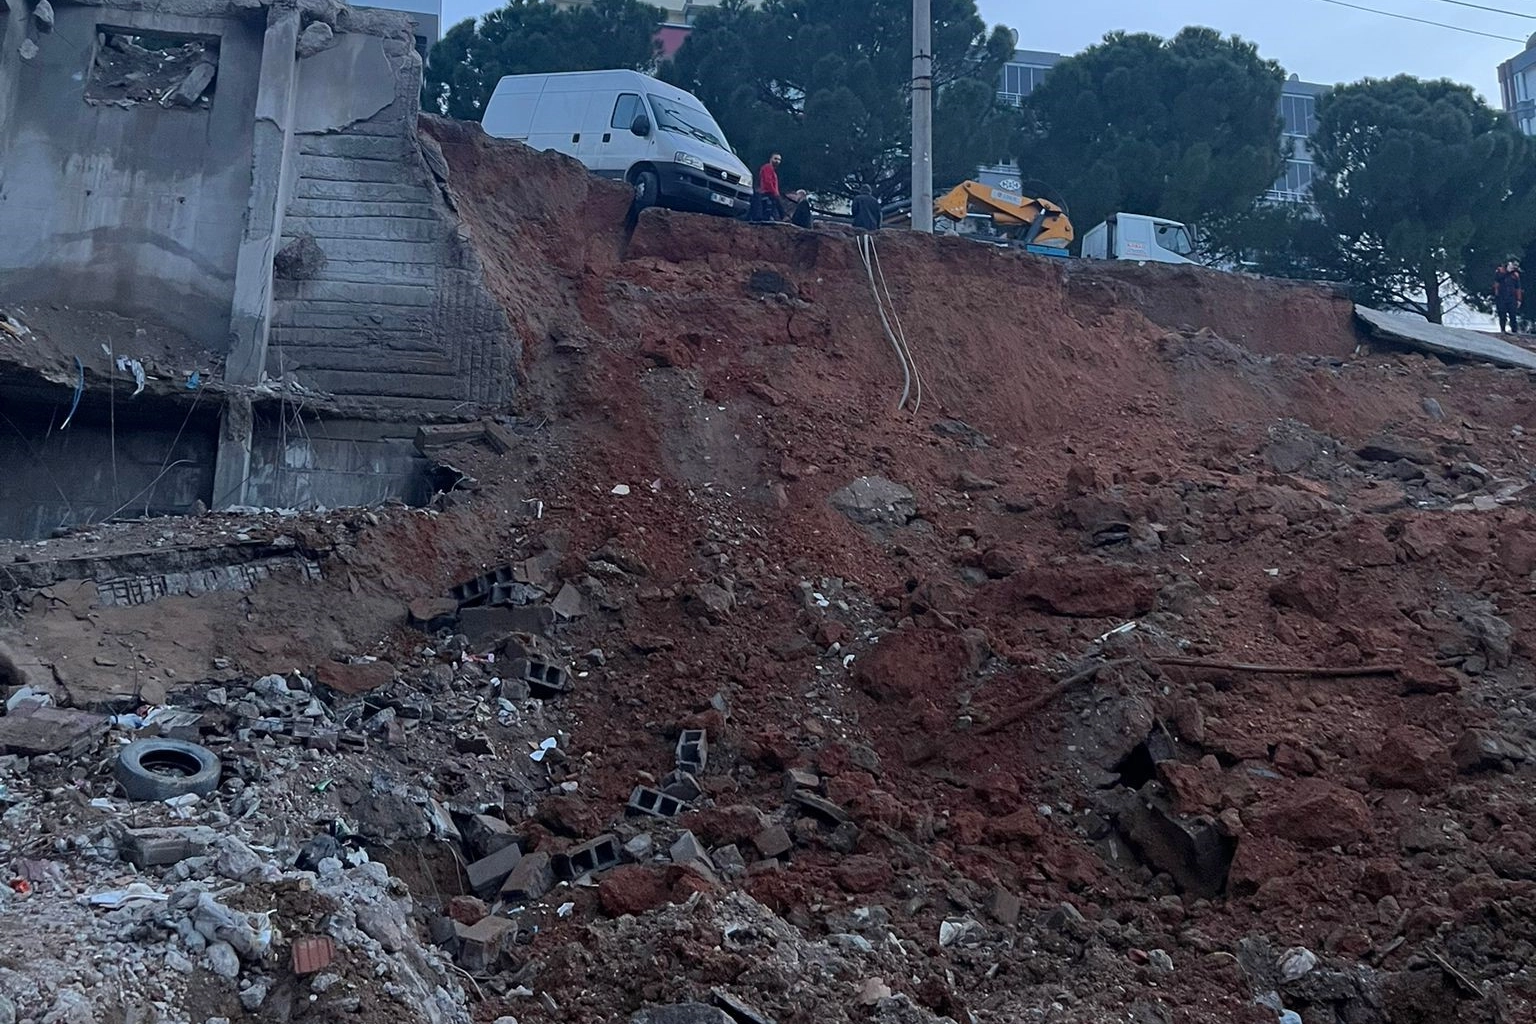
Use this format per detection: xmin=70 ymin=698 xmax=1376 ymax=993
xmin=500 ymin=850 xmax=553 ymax=901
xmin=557 ymin=834 xmax=621 ymax=880
xmin=675 ymin=729 xmax=708 ymax=774
xmin=627 ymin=785 xmax=686 ymax=818
xmin=466 ymin=842 xmax=523 ymax=896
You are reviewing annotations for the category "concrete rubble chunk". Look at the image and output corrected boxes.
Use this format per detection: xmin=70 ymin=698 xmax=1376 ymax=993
xmin=782 ymin=768 xmax=820 ymax=795
xmin=273 ymin=234 xmax=327 ymax=281
xmin=18 ymin=38 xmax=37 ymax=61
xmin=457 ymin=915 xmax=515 ymax=972
xmin=33 ymin=0 xmax=53 ymax=29
xmin=552 ymin=582 xmax=585 ymax=619
xmin=711 ymin=988 xmax=776 ymax=1024
xmin=630 ymin=1003 xmax=731 ymax=1024
xmin=712 ymin=844 xmax=747 ymax=880
xmin=463 ymin=814 xmax=519 ymax=859
xmin=466 ymin=842 xmax=523 ymax=896
xmin=828 ymin=476 xmax=917 ymax=526
xmin=0 ymin=704 xmax=107 ymax=757
xmin=1452 ymin=728 xmax=1529 ymax=773
xmin=164 ymin=61 xmax=216 ymax=108
xmin=669 ymin=830 xmax=714 ymax=871
xmin=500 ymin=850 xmax=553 ymax=901
xmin=790 ymin=790 xmax=851 ymax=824
xmin=752 ymin=824 xmax=793 ymax=860
xmin=121 ymin=826 xmax=221 ymax=868
xmin=296 ymin=20 xmax=334 ymax=58
xmin=986 ymin=886 xmax=1021 ymax=926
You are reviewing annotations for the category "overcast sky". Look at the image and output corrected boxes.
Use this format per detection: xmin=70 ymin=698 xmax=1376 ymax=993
xmin=435 ymin=0 xmax=1532 ymax=105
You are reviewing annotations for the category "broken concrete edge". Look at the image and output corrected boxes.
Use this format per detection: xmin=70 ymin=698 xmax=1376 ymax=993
xmin=1355 ymin=305 xmax=1536 ymax=372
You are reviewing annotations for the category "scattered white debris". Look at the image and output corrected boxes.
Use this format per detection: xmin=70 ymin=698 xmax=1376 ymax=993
xmin=530 ymin=737 xmax=558 ymax=762
xmin=610 ymin=484 xmax=631 ymax=496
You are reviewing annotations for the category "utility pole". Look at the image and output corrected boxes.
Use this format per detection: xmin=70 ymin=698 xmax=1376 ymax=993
xmin=911 ymin=0 xmax=933 ymax=233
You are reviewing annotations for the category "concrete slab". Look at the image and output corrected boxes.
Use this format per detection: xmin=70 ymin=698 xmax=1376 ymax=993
xmin=0 ymin=704 xmax=108 ymax=756
xmin=1355 ymin=306 xmax=1536 ymax=371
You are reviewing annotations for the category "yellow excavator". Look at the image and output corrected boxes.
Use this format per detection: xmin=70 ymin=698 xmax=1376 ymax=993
xmin=931 ymin=180 xmax=1074 ymax=257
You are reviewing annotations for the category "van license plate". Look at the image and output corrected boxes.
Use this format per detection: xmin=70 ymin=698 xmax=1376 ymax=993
xmin=710 ymin=192 xmax=733 ymax=206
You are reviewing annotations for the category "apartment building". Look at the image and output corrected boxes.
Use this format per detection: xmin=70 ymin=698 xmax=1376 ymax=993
xmin=1499 ymin=34 xmax=1536 ymax=136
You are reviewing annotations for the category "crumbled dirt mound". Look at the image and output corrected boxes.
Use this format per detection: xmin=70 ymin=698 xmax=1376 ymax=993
xmin=2 ymin=118 xmax=1534 ymax=1024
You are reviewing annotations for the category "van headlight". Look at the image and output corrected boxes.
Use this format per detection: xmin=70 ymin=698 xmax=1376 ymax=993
xmin=674 ymin=152 xmax=705 ymax=171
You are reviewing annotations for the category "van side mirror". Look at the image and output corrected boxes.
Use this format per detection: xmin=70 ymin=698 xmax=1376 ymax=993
xmin=630 ymin=114 xmax=651 ymax=137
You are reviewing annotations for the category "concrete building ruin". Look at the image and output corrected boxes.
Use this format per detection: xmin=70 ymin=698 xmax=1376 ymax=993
xmin=0 ymin=0 xmax=515 ymax=539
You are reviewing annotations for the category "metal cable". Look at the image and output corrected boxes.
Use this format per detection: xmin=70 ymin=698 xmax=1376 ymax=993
xmin=858 ymin=233 xmax=912 ymax=413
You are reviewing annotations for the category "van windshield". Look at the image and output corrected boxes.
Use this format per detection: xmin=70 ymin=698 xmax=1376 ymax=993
xmin=647 ymin=94 xmax=729 ymax=152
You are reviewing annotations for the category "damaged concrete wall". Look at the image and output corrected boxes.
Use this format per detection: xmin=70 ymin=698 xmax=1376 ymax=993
xmin=244 ymin=412 xmax=429 ymax=508
xmin=0 ymin=0 xmax=518 ymax=533
xmin=0 ymin=4 xmax=264 ymax=344
xmin=267 ymin=30 xmax=515 ymax=414
xmin=0 ymin=396 xmax=217 ymax=539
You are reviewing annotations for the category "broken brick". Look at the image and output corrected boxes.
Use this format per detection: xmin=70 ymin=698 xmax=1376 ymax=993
xmin=290 ymin=935 xmax=336 ymax=975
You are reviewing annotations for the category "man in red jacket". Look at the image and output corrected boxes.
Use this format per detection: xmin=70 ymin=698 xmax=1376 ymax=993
xmin=756 ymin=152 xmax=784 ymax=221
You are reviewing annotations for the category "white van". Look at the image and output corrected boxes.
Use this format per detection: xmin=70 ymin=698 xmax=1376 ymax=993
xmin=481 ymin=69 xmax=753 ymax=217
xmin=1080 ymin=213 xmax=1198 ymax=264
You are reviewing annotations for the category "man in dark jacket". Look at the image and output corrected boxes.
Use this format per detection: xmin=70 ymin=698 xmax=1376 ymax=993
xmin=1496 ymin=259 xmax=1523 ymax=334
xmin=851 ymin=186 xmax=882 ymax=231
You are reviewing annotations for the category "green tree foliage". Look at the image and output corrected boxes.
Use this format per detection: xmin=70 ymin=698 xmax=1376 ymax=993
xmin=424 ymin=0 xmax=662 ymax=121
xmin=661 ymin=0 xmax=1015 ymax=201
xmin=1309 ymin=75 xmax=1536 ymax=323
xmin=1015 ymin=27 xmax=1285 ymax=233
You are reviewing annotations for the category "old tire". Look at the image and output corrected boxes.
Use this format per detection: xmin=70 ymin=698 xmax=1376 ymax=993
xmin=114 ymin=739 xmax=222 ymax=802
xmin=632 ymin=169 xmax=660 ymax=211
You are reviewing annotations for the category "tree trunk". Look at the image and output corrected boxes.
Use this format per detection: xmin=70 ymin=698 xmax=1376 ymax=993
xmin=1423 ymin=267 xmax=1444 ymax=324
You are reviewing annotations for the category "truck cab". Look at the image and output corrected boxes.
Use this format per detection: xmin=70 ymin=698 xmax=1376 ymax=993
xmin=1080 ymin=213 xmax=1197 ymax=264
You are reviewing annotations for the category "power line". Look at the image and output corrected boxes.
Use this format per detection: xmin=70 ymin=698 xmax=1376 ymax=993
xmin=1304 ymin=0 xmax=1527 ymax=41
xmin=1427 ymin=0 xmax=1536 ymax=20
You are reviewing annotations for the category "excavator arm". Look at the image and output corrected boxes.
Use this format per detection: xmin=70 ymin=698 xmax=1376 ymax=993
xmin=933 ymin=181 xmax=1074 ymax=248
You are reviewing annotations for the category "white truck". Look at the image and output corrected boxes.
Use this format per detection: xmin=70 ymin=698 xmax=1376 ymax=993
xmin=480 ymin=69 xmax=753 ymax=217
xmin=1080 ymin=213 xmax=1198 ymax=265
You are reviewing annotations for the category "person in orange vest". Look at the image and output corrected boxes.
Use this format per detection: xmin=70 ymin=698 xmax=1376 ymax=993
xmin=1495 ymin=259 xmax=1523 ymax=334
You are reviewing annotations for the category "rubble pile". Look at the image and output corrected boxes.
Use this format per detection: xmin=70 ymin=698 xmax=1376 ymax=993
xmin=1 ymin=130 xmax=1535 ymax=1024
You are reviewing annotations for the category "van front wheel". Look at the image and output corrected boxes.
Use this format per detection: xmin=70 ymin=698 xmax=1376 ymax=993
xmin=632 ymin=169 xmax=660 ymax=210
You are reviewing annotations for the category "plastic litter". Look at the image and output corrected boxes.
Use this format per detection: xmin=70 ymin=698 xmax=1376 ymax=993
xmin=529 ymin=737 xmax=558 ymax=762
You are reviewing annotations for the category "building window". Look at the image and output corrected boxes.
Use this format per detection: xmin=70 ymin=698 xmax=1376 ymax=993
xmin=998 ymin=64 xmax=1048 ymax=107
xmin=1266 ymin=158 xmax=1316 ymax=203
xmin=1280 ymin=93 xmax=1317 ymax=138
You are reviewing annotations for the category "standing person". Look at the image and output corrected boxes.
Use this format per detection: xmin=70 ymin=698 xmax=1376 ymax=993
xmin=851 ymin=185 xmax=882 ymax=232
xmin=788 ymin=189 xmax=813 ymax=228
xmin=756 ymin=152 xmax=785 ymax=221
xmin=1496 ymin=259 xmax=1523 ymax=334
